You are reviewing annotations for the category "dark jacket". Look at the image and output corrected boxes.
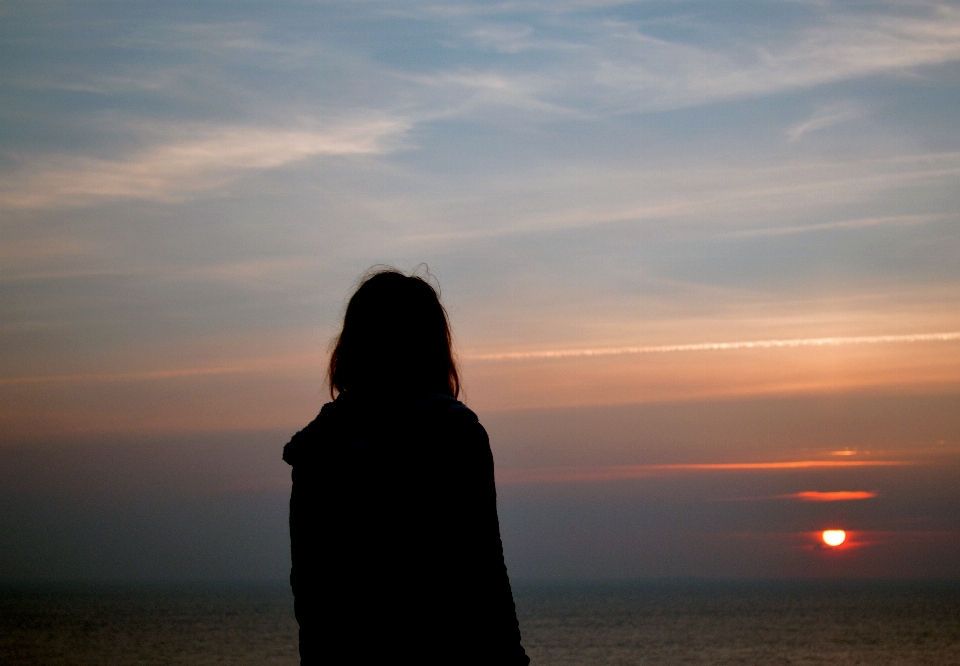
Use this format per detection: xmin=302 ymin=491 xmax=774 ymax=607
xmin=283 ymin=391 xmax=529 ymax=665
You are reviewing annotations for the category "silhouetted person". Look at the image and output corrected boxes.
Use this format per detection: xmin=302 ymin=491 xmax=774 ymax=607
xmin=283 ymin=269 xmax=530 ymax=665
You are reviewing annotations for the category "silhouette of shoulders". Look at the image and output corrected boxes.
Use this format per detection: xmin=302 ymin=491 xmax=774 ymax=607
xmin=283 ymin=391 xmax=476 ymax=464
xmin=284 ymin=391 xmax=529 ymax=665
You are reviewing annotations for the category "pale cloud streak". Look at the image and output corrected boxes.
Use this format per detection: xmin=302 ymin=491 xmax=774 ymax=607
xmin=583 ymin=5 xmax=960 ymax=111
xmin=6 ymin=5 xmax=959 ymax=214
xmin=383 ymin=152 xmax=960 ymax=247
xmin=434 ymin=3 xmax=960 ymax=115
xmin=16 ymin=332 xmax=956 ymax=388
xmin=0 ymin=119 xmax=409 ymax=209
xmin=465 ymin=331 xmax=960 ymax=361
xmin=787 ymin=102 xmax=864 ymax=142
xmin=722 ymin=214 xmax=936 ymax=239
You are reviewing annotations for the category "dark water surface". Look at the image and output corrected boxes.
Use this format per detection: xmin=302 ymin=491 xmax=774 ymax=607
xmin=0 ymin=584 xmax=297 ymax=666
xmin=1 ymin=581 xmax=958 ymax=665
xmin=514 ymin=581 xmax=960 ymax=665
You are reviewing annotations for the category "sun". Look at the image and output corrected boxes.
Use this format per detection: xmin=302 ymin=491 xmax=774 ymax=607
xmin=822 ymin=530 xmax=846 ymax=547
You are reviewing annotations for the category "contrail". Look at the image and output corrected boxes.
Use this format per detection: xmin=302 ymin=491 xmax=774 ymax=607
xmin=4 ymin=332 xmax=958 ymax=385
xmin=464 ymin=331 xmax=960 ymax=361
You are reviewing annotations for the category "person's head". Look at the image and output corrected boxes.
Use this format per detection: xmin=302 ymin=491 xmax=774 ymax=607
xmin=328 ymin=268 xmax=460 ymax=399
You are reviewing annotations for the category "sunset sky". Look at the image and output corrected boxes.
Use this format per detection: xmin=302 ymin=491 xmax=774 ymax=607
xmin=2 ymin=0 xmax=959 ymax=581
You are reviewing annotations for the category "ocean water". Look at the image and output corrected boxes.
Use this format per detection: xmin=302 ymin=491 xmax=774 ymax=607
xmin=1 ymin=581 xmax=958 ymax=665
xmin=514 ymin=581 xmax=960 ymax=666
xmin=0 ymin=584 xmax=298 ymax=666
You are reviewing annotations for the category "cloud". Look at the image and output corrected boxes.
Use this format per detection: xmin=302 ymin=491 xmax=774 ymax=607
xmin=181 ymin=256 xmax=322 ymax=290
xmin=406 ymin=69 xmax=581 ymax=119
xmin=0 ymin=353 xmax=320 ymax=386
xmin=787 ymin=102 xmax=864 ymax=141
xmin=567 ymin=5 xmax=960 ymax=112
xmin=464 ymin=331 xmax=960 ymax=361
xmin=722 ymin=214 xmax=936 ymax=238
xmin=0 ymin=118 xmax=409 ymax=209
xmin=7 ymin=4 xmax=959 ymax=217
xmin=466 ymin=24 xmax=536 ymax=53
xmin=497 ymin=461 xmax=914 ymax=485
xmin=380 ymin=151 xmax=960 ymax=249
xmin=781 ymin=490 xmax=878 ymax=501
xmin=410 ymin=3 xmax=960 ymax=117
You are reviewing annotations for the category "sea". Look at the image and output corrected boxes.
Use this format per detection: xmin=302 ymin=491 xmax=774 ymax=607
xmin=2 ymin=580 xmax=958 ymax=665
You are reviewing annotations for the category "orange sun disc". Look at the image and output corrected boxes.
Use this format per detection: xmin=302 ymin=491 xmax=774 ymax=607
xmin=822 ymin=530 xmax=846 ymax=547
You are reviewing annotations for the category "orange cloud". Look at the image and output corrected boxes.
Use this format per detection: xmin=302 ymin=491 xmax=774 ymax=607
xmin=0 ymin=119 xmax=408 ymax=209
xmin=781 ymin=490 xmax=878 ymax=501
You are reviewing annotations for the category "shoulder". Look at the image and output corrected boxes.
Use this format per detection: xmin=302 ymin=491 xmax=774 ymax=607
xmin=283 ymin=392 xmax=487 ymax=464
xmin=424 ymin=392 xmax=478 ymax=420
xmin=423 ymin=393 xmax=486 ymax=436
xmin=422 ymin=396 xmax=494 ymax=469
xmin=281 ymin=400 xmax=339 ymax=465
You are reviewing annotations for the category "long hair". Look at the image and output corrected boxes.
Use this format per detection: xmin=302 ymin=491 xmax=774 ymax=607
xmin=327 ymin=268 xmax=460 ymax=399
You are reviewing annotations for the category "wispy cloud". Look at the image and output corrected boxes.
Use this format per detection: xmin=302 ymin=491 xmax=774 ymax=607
xmin=385 ymin=152 xmax=960 ymax=247
xmin=181 ymin=256 xmax=322 ymax=290
xmin=787 ymin=102 xmax=864 ymax=142
xmin=0 ymin=354 xmax=320 ymax=386
xmin=0 ymin=119 xmax=408 ymax=209
xmin=466 ymin=24 xmax=536 ymax=53
xmin=577 ymin=6 xmax=960 ymax=112
xmin=497 ymin=461 xmax=914 ymax=485
xmin=408 ymin=3 xmax=960 ymax=117
xmin=226 ymin=2 xmax=960 ymax=131
xmin=723 ymin=214 xmax=937 ymax=239
xmin=465 ymin=331 xmax=960 ymax=361
xmin=406 ymin=69 xmax=580 ymax=119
